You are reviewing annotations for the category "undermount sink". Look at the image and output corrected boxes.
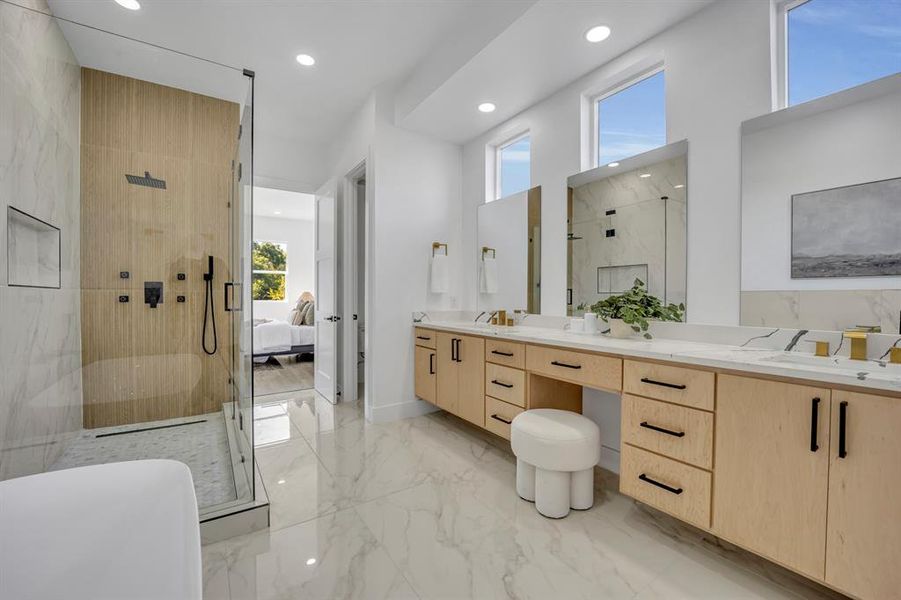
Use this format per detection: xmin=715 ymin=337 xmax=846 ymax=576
xmin=762 ymin=353 xmax=901 ymax=376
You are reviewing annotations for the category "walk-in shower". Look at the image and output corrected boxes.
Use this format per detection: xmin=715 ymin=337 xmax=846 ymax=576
xmin=0 ymin=0 xmax=260 ymax=527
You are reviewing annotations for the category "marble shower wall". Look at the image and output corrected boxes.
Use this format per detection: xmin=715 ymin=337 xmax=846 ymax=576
xmin=0 ymin=0 xmax=83 ymax=480
xmin=570 ymin=157 xmax=686 ymax=313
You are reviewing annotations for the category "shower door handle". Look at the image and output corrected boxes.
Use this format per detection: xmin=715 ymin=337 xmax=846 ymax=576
xmin=224 ymin=282 xmax=242 ymax=312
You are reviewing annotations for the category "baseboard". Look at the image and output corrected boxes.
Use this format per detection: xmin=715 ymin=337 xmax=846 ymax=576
xmin=369 ymin=398 xmax=439 ymax=423
xmin=599 ymin=445 xmax=620 ymax=474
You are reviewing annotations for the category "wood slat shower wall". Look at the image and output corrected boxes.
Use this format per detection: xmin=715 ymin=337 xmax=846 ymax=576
xmin=80 ymin=68 xmax=239 ymax=428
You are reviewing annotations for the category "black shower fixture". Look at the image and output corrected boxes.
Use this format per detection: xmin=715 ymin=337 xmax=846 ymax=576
xmin=125 ymin=171 xmax=167 ymax=189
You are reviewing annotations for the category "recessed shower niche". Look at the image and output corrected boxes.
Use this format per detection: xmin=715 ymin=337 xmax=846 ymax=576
xmin=6 ymin=206 xmax=61 ymax=289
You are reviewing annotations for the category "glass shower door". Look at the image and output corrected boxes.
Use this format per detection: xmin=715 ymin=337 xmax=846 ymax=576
xmin=226 ymin=72 xmax=255 ymax=499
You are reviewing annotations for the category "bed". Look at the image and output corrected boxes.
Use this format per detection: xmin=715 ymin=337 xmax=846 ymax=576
xmin=252 ymin=320 xmax=315 ymax=359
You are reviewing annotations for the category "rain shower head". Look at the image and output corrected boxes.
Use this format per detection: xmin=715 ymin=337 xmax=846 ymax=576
xmin=125 ymin=171 xmax=166 ymax=189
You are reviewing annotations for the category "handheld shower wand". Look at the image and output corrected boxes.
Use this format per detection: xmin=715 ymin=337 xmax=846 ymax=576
xmin=202 ymin=255 xmax=218 ymax=355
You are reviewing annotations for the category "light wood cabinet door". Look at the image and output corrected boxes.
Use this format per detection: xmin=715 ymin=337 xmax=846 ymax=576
xmin=436 ymin=332 xmax=458 ymax=414
xmin=713 ymin=375 xmax=831 ymax=580
xmin=414 ymin=345 xmax=437 ymax=405
xmin=456 ymin=335 xmax=485 ymax=427
xmin=825 ymin=391 xmax=901 ymax=600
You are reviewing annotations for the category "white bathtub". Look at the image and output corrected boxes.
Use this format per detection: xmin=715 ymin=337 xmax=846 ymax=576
xmin=0 ymin=460 xmax=201 ymax=600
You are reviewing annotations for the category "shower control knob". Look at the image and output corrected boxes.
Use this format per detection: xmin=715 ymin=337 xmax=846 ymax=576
xmin=120 ymin=271 xmax=129 ymax=279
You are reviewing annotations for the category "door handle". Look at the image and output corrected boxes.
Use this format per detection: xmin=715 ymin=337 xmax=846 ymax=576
xmin=838 ymin=400 xmax=848 ymax=458
xmin=450 ymin=338 xmax=458 ymax=362
xmin=638 ymin=473 xmax=683 ymax=495
xmin=810 ymin=397 xmax=820 ymax=452
xmin=639 ymin=421 xmax=685 ymax=438
xmin=429 ymin=353 xmax=435 ymax=375
xmin=453 ymin=338 xmax=462 ymax=363
xmin=224 ymin=282 xmax=235 ymax=311
xmin=640 ymin=377 xmax=686 ymax=390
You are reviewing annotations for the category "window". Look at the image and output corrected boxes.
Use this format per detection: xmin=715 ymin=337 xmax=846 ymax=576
xmin=785 ymin=0 xmax=901 ymax=106
xmin=596 ymin=70 xmax=665 ymax=166
xmin=495 ymin=133 xmax=530 ymax=200
xmin=252 ymin=241 xmax=287 ymax=301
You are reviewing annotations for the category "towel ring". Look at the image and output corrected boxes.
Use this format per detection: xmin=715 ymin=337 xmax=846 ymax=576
xmin=432 ymin=242 xmax=448 ymax=257
xmin=482 ymin=246 xmax=496 ymax=260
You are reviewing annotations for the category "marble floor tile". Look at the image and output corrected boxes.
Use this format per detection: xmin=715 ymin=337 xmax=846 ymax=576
xmin=254 ymin=437 xmax=348 ymax=531
xmin=204 ymin=393 xmax=841 ymax=600
xmin=209 ymin=507 xmax=418 ymax=600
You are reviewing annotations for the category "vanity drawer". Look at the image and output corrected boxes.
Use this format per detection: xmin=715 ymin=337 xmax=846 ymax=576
xmin=486 ymin=339 xmax=525 ymax=369
xmin=620 ymin=444 xmax=711 ymax=529
xmin=484 ymin=396 xmax=524 ymax=440
xmin=485 ymin=363 xmax=526 ymax=407
xmin=623 ymin=360 xmax=714 ymax=411
xmin=526 ymin=345 xmax=622 ymax=392
xmin=414 ymin=327 xmax=437 ymax=349
xmin=621 ymin=394 xmax=713 ymax=469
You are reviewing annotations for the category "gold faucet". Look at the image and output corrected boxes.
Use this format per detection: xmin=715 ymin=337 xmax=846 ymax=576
xmin=844 ymin=326 xmax=879 ymax=361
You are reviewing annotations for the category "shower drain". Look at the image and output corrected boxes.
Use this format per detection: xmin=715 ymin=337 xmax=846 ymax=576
xmin=95 ymin=419 xmax=208 ymax=438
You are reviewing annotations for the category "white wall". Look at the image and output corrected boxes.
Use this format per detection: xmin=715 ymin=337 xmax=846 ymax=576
xmin=741 ymin=79 xmax=901 ymax=291
xmin=252 ymin=215 xmax=315 ymax=321
xmin=462 ymin=0 xmax=773 ymax=325
xmin=325 ymin=87 xmax=463 ymax=422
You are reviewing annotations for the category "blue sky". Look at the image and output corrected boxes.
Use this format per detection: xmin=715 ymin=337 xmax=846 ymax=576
xmin=598 ymin=71 xmax=665 ymax=166
xmin=498 ymin=135 xmax=531 ymax=198
xmin=789 ymin=0 xmax=901 ymax=105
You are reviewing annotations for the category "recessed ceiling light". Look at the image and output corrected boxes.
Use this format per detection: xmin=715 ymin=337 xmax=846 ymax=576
xmin=607 ymin=162 xmax=620 ymax=168
xmin=115 ymin=0 xmax=141 ymax=10
xmin=478 ymin=102 xmax=496 ymax=113
xmin=296 ymin=54 xmax=316 ymax=67
xmin=274 ymin=210 xmax=282 ymax=215
xmin=277 ymin=479 xmax=286 ymax=485
xmin=585 ymin=25 xmax=611 ymax=43
xmin=306 ymin=558 xmax=317 ymax=566
xmin=639 ymin=173 xmax=651 ymax=178
xmin=674 ymin=184 xmax=685 ymax=189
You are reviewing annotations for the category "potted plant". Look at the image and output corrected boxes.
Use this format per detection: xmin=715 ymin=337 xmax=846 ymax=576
xmin=587 ymin=279 xmax=684 ymax=339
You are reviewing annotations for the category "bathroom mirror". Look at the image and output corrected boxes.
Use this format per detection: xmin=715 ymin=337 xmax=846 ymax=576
xmin=566 ymin=141 xmax=687 ymax=317
xmin=740 ymin=76 xmax=901 ymax=334
xmin=477 ymin=186 xmax=541 ymax=314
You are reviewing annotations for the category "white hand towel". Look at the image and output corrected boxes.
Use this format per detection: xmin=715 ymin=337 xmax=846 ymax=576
xmin=430 ymin=254 xmax=449 ymax=294
xmin=480 ymin=257 xmax=499 ymax=294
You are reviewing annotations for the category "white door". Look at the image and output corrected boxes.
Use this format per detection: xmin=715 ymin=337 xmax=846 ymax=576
xmin=314 ymin=179 xmax=338 ymax=403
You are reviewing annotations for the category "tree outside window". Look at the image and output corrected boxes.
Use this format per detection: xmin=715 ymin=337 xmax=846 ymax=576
xmin=252 ymin=241 xmax=287 ymax=301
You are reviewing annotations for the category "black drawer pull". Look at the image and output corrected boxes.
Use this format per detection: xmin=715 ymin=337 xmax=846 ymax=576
xmin=838 ymin=400 xmax=848 ymax=458
xmin=490 ymin=414 xmax=512 ymax=425
xmin=491 ymin=350 xmax=515 ymax=357
xmin=417 ymin=335 xmax=431 ymax=341
xmin=639 ymin=421 xmax=685 ymax=438
xmin=810 ymin=397 xmax=820 ymax=452
xmin=640 ymin=377 xmax=686 ymax=390
xmin=639 ymin=473 xmax=683 ymax=495
xmin=429 ymin=353 xmax=435 ymax=375
xmin=491 ymin=379 xmax=513 ymax=389
xmin=551 ymin=360 xmax=581 ymax=370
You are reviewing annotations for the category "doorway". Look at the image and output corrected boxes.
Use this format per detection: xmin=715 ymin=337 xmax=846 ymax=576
xmin=336 ymin=161 xmax=368 ymax=407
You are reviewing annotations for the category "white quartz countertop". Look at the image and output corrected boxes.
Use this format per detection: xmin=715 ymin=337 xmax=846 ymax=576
xmin=416 ymin=320 xmax=901 ymax=395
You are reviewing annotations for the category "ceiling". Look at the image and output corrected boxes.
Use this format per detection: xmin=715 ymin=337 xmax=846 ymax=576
xmin=253 ymin=187 xmax=315 ymax=221
xmin=46 ymin=0 xmax=711 ymax=188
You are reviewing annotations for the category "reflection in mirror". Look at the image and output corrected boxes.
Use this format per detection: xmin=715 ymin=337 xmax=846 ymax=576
xmin=477 ymin=186 xmax=541 ymax=314
xmin=567 ymin=141 xmax=687 ymax=317
xmin=740 ymin=77 xmax=901 ymax=333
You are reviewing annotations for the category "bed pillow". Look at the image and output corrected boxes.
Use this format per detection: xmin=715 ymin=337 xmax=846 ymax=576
xmin=291 ymin=301 xmax=309 ymax=326
xmin=300 ymin=301 xmax=315 ymax=325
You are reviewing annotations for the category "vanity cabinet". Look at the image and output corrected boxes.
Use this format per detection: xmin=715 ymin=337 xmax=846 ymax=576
xmin=714 ymin=375 xmax=831 ymax=580
xmin=825 ymin=391 xmax=901 ymax=600
xmin=436 ymin=332 xmax=485 ymax=427
xmin=414 ymin=346 xmax=437 ymax=405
